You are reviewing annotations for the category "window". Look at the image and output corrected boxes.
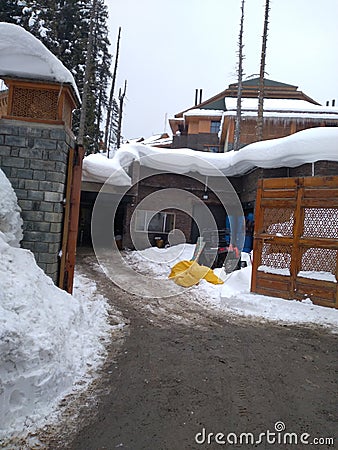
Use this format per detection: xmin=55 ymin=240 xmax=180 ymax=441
xmin=210 ymin=120 xmax=221 ymax=133
xmin=135 ymin=210 xmax=175 ymax=233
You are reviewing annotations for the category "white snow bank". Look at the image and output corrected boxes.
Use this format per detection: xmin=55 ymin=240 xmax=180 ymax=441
xmin=0 ymin=236 xmax=111 ymax=439
xmin=0 ymin=22 xmax=80 ymax=102
xmin=123 ymin=243 xmax=195 ymax=278
xmin=82 ymin=127 xmax=338 ymax=185
xmin=206 ymin=265 xmax=338 ymax=329
xmin=0 ymin=169 xmax=23 ymax=247
xmin=0 ymin=171 xmax=111 ymax=439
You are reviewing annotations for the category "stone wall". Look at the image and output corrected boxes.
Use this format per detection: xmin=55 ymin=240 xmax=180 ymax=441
xmin=0 ymin=119 xmax=74 ymax=283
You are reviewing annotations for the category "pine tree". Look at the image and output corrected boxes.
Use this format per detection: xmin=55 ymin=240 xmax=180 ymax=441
xmin=1 ymin=0 xmax=114 ymax=153
xmin=0 ymin=1 xmax=25 ymax=24
xmin=78 ymin=0 xmax=97 ymax=147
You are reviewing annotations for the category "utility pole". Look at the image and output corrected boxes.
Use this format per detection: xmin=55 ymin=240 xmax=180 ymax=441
xmin=256 ymin=0 xmax=270 ymax=142
xmin=234 ymin=0 xmax=245 ymax=151
xmin=78 ymin=0 xmax=97 ymax=147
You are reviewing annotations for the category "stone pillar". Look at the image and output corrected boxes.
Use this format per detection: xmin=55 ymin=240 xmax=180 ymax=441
xmin=0 ymin=118 xmax=74 ymax=283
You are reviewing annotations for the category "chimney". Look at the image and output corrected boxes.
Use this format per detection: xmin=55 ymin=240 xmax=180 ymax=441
xmin=332 ymin=99 xmax=336 ymax=107
xmin=195 ymin=89 xmax=198 ymax=106
xmin=199 ymin=89 xmax=203 ymax=104
xmin=326 ymin=101 xmax=329 ymax=106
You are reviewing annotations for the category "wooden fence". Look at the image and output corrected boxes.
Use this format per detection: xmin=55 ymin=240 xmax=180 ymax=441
xmin=251 ymin=176 xmax=338 ymax=308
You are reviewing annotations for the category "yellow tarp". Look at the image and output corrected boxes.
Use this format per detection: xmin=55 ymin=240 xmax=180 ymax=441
xmin=168 ymin=260 xmax=224 ymax=288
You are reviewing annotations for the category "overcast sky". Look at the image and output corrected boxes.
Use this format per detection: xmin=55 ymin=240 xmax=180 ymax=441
xmin=106 ymin=0 xmax=338 ymax=140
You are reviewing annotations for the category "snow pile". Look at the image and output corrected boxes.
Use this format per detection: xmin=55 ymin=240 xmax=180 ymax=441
xmin=216 ymin=266 xmax=338 ymax=328
xmin=0 ymin=22 xmax=80 ymax=102
xmin=82 ymin=127 xmax=338 ymax=185
xmin=0 ymin=172 xmax=111 ymax=439
xmin=124 ymin=244 xmax=338 ymax=330
xmin=123 ymin=243 xmax=195 ymax=277
xmin=0 ymin=169 xmax=23 ymax=247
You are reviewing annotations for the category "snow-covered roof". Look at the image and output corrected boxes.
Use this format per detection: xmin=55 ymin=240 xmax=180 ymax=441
xmin=183 ymin=109 xmax=224 ymax=118
xmin=141 ymin=133 xmax=172 ymax=147
xmin=224 ymin=97 xmax=338 ymax=114
xmin=0 ymin=22 xmax=80 ymax=103
xmin=172 ymin=99 xmax=338 ymax=124
xmin=224 ymin=111 xmax=338 ymax=121
xmin=82 ymin=127 xmax=338 ymax=186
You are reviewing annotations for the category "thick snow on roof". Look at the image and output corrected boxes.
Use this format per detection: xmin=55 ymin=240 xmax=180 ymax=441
xmin=82 ymin=127 xmax=338 ymax=186
xmin=0 ymin=22 xmax=80 ymax=103
xmin=226 ymin=111 xmax=338 ymax=120
xmin=183 ymin=109 xmax=224 ymax=117
xmin=224 ymin=97 xmax=338 ymax=113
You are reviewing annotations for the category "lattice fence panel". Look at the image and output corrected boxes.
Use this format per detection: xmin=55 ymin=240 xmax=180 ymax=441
xmin=262 ymin=207 xmax=295 ymax=236
xmin=252 ymin=176 xmax=338 ymax=308
xmin=300 ymin=247 xmax=337 ymax=274
xmin=303 ymin=207 xmax=338 ymax=239
xmin=12 ymin=87 xmax=59 ymax=120
xmin=260 ymin=243 xmax=292 ymax=271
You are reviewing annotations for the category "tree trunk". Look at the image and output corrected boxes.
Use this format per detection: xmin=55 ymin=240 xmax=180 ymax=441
xmin=78 ymin=0 xmax=97 ymax=147
xmin=105 ymin=26 xmax=121 ymax=155
xmin=117 ymin=80 xmax=127 ymax=149
xmin=256 ymin=0 xmax=270 ymax=142
xmin=234 ymin=0 xmax=245 ymax=151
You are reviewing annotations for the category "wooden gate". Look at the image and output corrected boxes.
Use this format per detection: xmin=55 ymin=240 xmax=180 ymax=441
xmin=251 ymin=176 xmax=338 ymax=308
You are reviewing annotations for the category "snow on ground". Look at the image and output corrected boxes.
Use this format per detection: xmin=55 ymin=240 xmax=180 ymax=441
xmin=0 ymin=169 xmax=113 ymax=441
xmin=82 ymin=127 xmax=338 ymax=185
xmin=123 ymin=243 xmax=338 ymax=331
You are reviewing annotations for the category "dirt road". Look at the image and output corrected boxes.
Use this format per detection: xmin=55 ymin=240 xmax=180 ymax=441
xmin=47 ymin=251 xmax=337 ymax=449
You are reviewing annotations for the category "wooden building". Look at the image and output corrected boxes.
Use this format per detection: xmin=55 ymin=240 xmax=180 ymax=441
xmin=169 ymin=78 xmax=338 ymax=152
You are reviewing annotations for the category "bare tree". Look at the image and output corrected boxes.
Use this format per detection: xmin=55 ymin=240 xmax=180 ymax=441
xmin=256 ymin=0 xmax=270 ymax=142
xmin=78 ymin=0 xmax=97 ymax=147
xmin=234 ymin=0 xmax=245 ymax=151
xmin=117 ymin=80 xmax=127 ymax=149
xmin=104 ymin=26 xmax=121 ymax=154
